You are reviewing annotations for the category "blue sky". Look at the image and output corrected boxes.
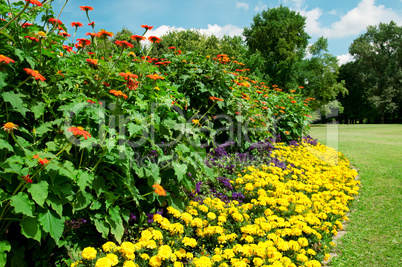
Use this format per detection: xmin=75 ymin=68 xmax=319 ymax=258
xmin=48 ymin=0 xmax=402 ymax=64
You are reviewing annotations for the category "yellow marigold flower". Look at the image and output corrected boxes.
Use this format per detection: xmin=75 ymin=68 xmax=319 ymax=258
xmin=305 ymin=260 xmax=322 ymax=267
xmin=144 ymin=240 xmax=157 ymax=249
xmin=123 ymin=261 xmax=136 ymax=267
xmin=95 ymin=257 xmax=112 ymax=267
xmin=82 ymin=247 xmax=97 ymax=260
xmin=186 ymin=252 xmax=193 ymax=259
xmin=193 ymin=256 xmax=212 ymax=267
xmin=174 ymin=248 xmax=187 ymax=259
xmin=106 ymin=254 xmax=118 ymax=266
xmin=149 ymin=255 xmax=162 ymax=267
xmin=182 ymin=237 xmax=197 ymax=247
xmin=253 ymin=257 xmax=264 ymax=266
xmin=181 ymin=212 xmax=193 ymax=224
xmin=70 ymin=261 xmax=82 ymax=267
xmin=207 ymin=212 xmax=216 ymax=220
xmin=157 ymin=245 xmax=172 ymax=260
xmin=120 ymin=242 xmax=135 ymax=256
xmin=307 ymin=249 xmax=316 ymax=255
xmin=140 ymin=253 xmax=150 ymax=260
xmin=296 ymin=253 xmax=308 ymax=262
xmin=174 ymin=262 xmax=184 ymax=267
xmin=140 ymin=229 xmax=153 ymax=241
xmin=198 ymin=205 xmax=208 ymax=213
xmin=102 ymin=242 xmax=118 ymax=253
xmin=152 ymin=229 xmax=163 ymax=240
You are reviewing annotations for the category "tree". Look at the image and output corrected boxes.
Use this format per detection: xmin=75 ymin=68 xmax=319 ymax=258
xmin=298 ymin=37 xmax=347 ymax=110
xmin=243 ymin=5 xmax=310 ymax=88
xmin=349 ymin=21 xmax=402 ymax=123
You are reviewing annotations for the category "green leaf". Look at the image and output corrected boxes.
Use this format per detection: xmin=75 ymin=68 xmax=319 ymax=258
xmin=0 ymin=72 xmax=8 ymax=89
xmin=21 ymin=216 xmax=42 ymax=242
xmin=30 ymin=102 xmax=46 ymax=119
xmin=0 ymin=240 xmax=11 ymax=267
xmin=0 ymin=139 xmax=14 ymax=153
xmin=73 ymin=190 xmax=92 ymax=211
xmin=2 ymin=91 xmax=29 ymax=118
xmin=128 ymin=122 xmax=143 ymax=136
xmin=35 ymin=122 xmax=53 ymax=137
xmin=38 ymin=209 xmax=64 ymax=243
xmin=176 ymin=143 xmax=190 ymax=153
xmin=10 ymin=192 xmax=34 ymax=217
xmin=77 ymin=171 xmax=94 ymax=191
xmin=173 ymin=162 xmax=187 ymax=183
xmin=106 ymin=206 xmax=124 ymax=243
xmin=144 ymin=162 xmax=160 ymax=186
xmin=27 ymin=181 xmax=49 ymax=208
xmin=94 ymin=218 xmax=109 ymax=239
xmin=46 ymin=195 xmax=63 ymax=217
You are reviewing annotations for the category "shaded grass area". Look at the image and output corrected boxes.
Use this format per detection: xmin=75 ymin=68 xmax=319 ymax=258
xmin=310 ymin=124 xmax=402 ymax=267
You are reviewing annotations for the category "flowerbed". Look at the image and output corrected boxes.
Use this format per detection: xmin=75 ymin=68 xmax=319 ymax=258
xmin=71 ymin=140 xmax=359 ymax=267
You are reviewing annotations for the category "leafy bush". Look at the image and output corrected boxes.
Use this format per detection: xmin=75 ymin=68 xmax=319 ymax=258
xmin=0 ymin=1 xmax=312 ymax=265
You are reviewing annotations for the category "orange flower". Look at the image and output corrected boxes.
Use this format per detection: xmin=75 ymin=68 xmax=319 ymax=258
xmin=86 ymin=32 xmax=97 ymax=37
xmin=80 ymin=6 xmax=93 ymax=11
xmin=131 ymin=35 xmax=146 ymax=41
xmin=148 ymin=36 xmax=161 ymax=43
xmin=0 ymin=55 xmax=15 ymax=64
xmin=38 ymin=158 xmax=49 ymax=165
xmin=86 ymin=58 xmax=98 ymax=68
xmin=59 ymin=32 xmax=71 ymax=37
xmin=109 ymin=90 xmax=128 ymax=99
xmin=97 ymin=30 xmax=113 ymax=38
xmin=49 ymin=18 xmax=63 ymax=25
xmin=152 ymin=184 xmax=166 ymax=196
xmin=24 ymin=68 xmax=45 ymax=81
xmin=285 ymin=131 xmax=290 ymax=135
xmin=119 ymin=72 xmax=138 ymax=80
xmin=141 ymin=25 xmax=153 ymax=30
xmin=32 ymin=154 xmax=39 ymax=159
xmin=67 ymin=126 xmax=92 ymax=140
xmin=209 ymin=96 xmax=224 ymax=102
xmin=21 ymin=22 xmax=33 ymax=28
xmin=291 ymin=100 xmax=297 ymax=103
xmin=2 ymin=122 xmax=18 ymax=133
xmin=25 ymin=0 xmax=42 ymax=6
xmin=71 ymin=22 xmax=83 ymax=27
xmin=146 ymin=74 xmax=165 ymax=80
xmin=115 ymin=40 xmax=134 ymax=48
xmin=299 ymin=86 xmax=304 ymax=89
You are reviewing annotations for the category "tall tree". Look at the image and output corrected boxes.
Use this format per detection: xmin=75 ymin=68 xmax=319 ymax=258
xmin=299 ymin=37 xmax=348 ymax=110
xmin=349 ymin=21 xmax=402 ymax=123
xmin=243 ymin=5 xmax=310 ymax=88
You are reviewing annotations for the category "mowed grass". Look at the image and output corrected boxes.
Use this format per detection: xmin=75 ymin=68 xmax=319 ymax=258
xmin=309 ymin=124 xmax=402 ymax=267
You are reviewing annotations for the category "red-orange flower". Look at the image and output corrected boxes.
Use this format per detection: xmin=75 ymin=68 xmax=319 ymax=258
xmin=119 ymin=72 xmax=138 ymax=80
xmin=2 ymin=122 xmax=18 ymax=133
xmin=152 ymin=183 xmax=166 ymax=196
xmin=141 ymin=25 xmax=153 ymax=30
xmin=63 ymin=45 xmax=73 ymax=52
xmin=97 ymin=30 xmax=113 ymax=38
xmin=22 ymin=175 xmax=33 ymax=183
xmin=86 ymin=58 xmax=98 ymax=68
xmin=146 ymin=74 xmax=165 ymax=80
xmin=115 ymin=40 xmax=134 ymax=48
xmin=33 ymin=154 xmax=39 ymax=159
xmin=21 ymin=22 xmax=33 ymax=28
xmin=24 ymin=68 xmax=45 ymax=81
xmin=71 ymin=22 xmax=83 ymax=27
xmin=67 ymin=126 xmax=92 ymax=140
xmin=25 ymin=36 xmax=39 ymax=42
xmin=148 ymin=36 xmax=161 ymax=43
xmin=0 ymin=55 xmax=15 ymax=64
xmin=25 ymin=0 xmax=42 ymax=6
xmin=49 ymin=18 xmax=63 ymax=25
xmin=130 ymin=35 xmax=146 ymax=41
xmin=59 ymin=32 xmax=71 ymax=37
xmin=209 ymin=96 xmax=224 ymax=102
xmin=109 ymin=90 xmax=128 ymax=99
xmin=38 ymin=158 xmax=49 ymax=165
xmin=80 ymin=6 xmax=93 ymax=11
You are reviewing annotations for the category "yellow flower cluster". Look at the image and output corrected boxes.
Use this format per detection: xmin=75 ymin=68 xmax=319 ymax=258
xmin=73 ymin=141 xmax=359 ymax=267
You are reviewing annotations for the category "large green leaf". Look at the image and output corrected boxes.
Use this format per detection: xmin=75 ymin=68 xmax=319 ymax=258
xmin=27 ymin=181 xmax=49 ymax=208
xmin=77 ymin=171 xmax=94 ymax=191
xmin=10 ymin=192 xmax=34 ymax=217
xmin=93 ymin=217 xmax=109 ymax=239
xmin=38 ymin=209 xmax=64 ymax=243
xmin=72 ymin=190 xmax=92 ymax=211
xmin=0 ymin=139 xmax=14 ymax=153
xmin=106 ymin=206 xmax=124 ymax=243
xmin=20 ymin=216 xmax=42 ymax=242
xmin=0 ymin=240 xmax=11 ymax=267
xmin=1 ymin=91 xmax=29 ymax=118
xmin=173 ymin=162 xmax=187 ymax=183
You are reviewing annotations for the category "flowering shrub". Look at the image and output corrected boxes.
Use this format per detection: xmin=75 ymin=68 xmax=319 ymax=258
xmin=72 ymin=140 xmax=359 ymax=267
xmin=0 ymin=1 xmax=314 ymax=265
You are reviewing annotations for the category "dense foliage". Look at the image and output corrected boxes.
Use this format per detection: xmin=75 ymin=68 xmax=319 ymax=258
xmin=0 ymin=1 xmax=314 ymax=266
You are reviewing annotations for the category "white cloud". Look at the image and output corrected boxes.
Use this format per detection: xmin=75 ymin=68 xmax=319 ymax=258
xmin=337 ymin=53 xmax=355 ymax=65
xmin=145 ymin=24 xmax=243 ymax=41
xmin=301 ymin=0 xmax=402 ymax=39
xmin=236 ymin=1 xmax=249 ymax=10
xmin=284 ymin=0 xmax=305 ymax=10
xmin=328 ymin=10 xmax=337 ymax=15
xmin=254 ymin=1 xmax=268 ymax=12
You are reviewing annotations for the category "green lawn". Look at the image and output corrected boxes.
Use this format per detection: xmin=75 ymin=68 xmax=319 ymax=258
xmin=309 ymin=124 xmax=402 ymax=267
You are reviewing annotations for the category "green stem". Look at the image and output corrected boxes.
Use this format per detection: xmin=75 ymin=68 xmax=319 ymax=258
xmin=56 ymin=0 xmax=68 ymax=23
xmin=0 ymin=2 xmax=29 ymax=33
xmin=10 ymin=131 xmax=26 ymax=154
xmin=199 ymin=102 xmax=217 ymax=122
xmin=95 ymin=48 xmax=124 ymax=99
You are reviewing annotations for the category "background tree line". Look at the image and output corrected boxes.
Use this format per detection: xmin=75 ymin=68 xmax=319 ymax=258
xmin=113 ymin=6 xmax=401 ymax=124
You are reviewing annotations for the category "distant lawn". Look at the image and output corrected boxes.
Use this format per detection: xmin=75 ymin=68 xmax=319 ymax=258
xmin=309 ymin=124 xmax=402 ymax=267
